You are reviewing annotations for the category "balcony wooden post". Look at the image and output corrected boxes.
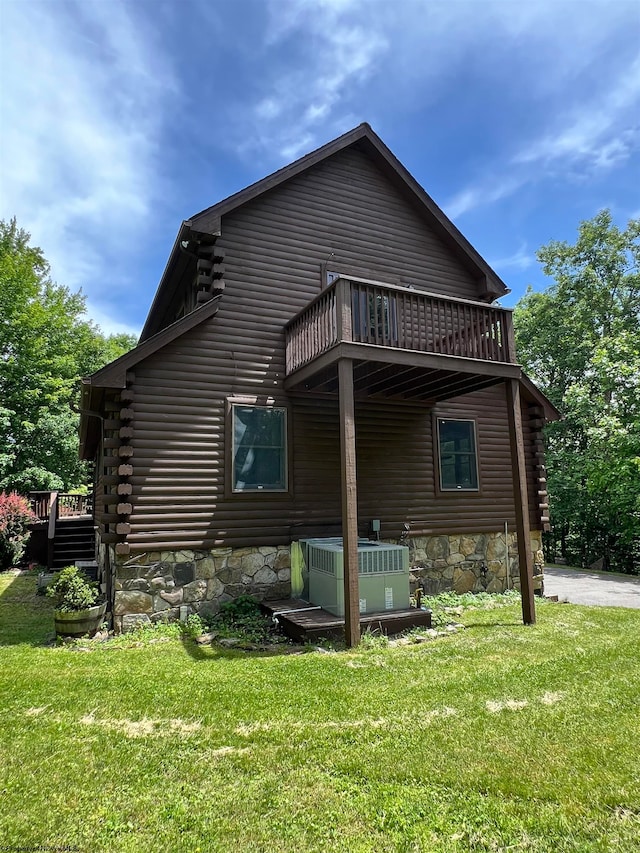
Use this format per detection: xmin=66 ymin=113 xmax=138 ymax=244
xmin=506 ymin=378 xmax=536 ymax=625
xmin=338 ymin=356 xmax=360 ymax=647
xmin=47 ymin=491 xmax=59 ymax=570
xmin=335 ymin=278 xmax=352 ymax=343
xmin=503 ymin=311 xmax=516 ymax=364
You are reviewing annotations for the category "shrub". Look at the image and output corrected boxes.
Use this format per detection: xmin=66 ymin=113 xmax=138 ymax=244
xmin=46 ymin=565 xmax=99 ymax=612
xmin=0 ymin=491 xmax=36 ymax=571
xmin=204 ymin=595 xmax=283 ymax=645
xmin=219 ymin=594 xmax=261 ymax=620
xmin=182 ymin=613 xmax=206 ymax=639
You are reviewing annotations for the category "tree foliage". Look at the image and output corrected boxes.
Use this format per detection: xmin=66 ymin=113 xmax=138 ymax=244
xmin=0 ymin=219 xmax=137 ymax=493
xmin=515 ymin=210 xmax=640 ymax=573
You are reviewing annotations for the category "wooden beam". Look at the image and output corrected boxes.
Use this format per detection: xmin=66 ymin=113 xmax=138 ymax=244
xmin=338 ymin=357 xmax=360 ymax=647
xmin=285 ymin=340 xmax=521 ymax=390
xmin=506 ymin=379 xmax=536 ymax=625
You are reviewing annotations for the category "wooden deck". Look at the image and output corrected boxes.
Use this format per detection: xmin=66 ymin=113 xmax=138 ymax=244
xmin=261 ymin=598 xmax=432 ymax=643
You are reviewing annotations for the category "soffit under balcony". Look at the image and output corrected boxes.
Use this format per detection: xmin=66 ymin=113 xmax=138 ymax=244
xmin=284 ymin=341 xmax=521 ymax=404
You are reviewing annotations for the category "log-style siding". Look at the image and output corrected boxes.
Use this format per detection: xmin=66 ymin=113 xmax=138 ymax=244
xmin=90 ymin=145 xmax=545 ymax=553
xmin=123 ymin=320 xmax=539 ymax=549
xmin=224 ymin=146 xmax=481 ymax=295
xmin=159 ymin=146 xmax=483 ymax=329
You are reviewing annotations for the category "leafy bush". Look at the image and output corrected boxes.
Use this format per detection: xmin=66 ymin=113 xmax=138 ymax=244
xmin=46 ymin=565 xmax=99 ymax=612
xmin=219 ymin=594 xmax=261 ymax=619
xmin=0 ymin=491 xmax=36 ymax=571
xmin=181 ymin=613 xmax=206 ymax=639
xmin=202 ymin=595 xmax=284 ymax=645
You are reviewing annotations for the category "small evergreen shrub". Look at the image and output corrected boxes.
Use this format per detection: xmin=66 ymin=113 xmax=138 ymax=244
xmin=0 ymin=491 xmax=36 ymax=571
xmin=46 ymin=565 xmax=99 ymax=612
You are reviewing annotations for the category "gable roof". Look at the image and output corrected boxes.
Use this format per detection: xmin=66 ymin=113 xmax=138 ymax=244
xmin=140 ymin=123 xmax=509 ymax=342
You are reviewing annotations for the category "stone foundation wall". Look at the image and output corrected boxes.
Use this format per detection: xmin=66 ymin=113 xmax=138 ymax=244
xmin=101 ymin=530 xmax=544 ymax=632
xmin=107 ymin=545 xmax=291 ymax=633
xmin=408 ymin=531 xmax=544 ymax=596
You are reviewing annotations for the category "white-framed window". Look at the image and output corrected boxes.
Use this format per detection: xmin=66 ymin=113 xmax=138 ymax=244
xmin=231 ymin=404 xmax=288 ymax=492
xmin=437 ymin=418 xmax=479 ymax=491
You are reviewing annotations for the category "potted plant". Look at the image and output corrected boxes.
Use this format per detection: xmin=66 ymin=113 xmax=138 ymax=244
xmin=46 ymin=565 xmax=107 ymax=638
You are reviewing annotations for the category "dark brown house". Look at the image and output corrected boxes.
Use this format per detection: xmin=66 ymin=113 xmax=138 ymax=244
xmin=79 ymin=123 xmax=558 ymax=640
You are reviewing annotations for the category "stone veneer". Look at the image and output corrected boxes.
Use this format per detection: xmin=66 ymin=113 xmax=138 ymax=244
xmin=100 ymin=530 xmax=544 ymax=632
xmin=408 ymin=531 xmax=545 ymax=596
xmin=102 ymin=543 xmax=291 ymax=633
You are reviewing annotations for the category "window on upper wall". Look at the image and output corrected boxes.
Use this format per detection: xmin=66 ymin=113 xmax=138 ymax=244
xmin=437 ymin=418 xmax=479 ymax=491
xmin=232 ymin=405 xmax=288 ymax=492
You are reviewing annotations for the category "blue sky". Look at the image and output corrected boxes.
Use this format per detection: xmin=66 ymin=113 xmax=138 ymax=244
xmin=1 ymin=0 xmax=639 ymax=337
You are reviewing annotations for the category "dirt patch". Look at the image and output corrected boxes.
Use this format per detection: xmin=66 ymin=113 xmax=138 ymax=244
xmin=540 ymin=691 xmax=565 ymax=705
xmin=209 ymin=746 xmax=251 ymax=758
xmin=486 ymin=699 xmax=529 ymax=713
xmin=79 ymin=712 xmax=202 ymax=738
xmin=235 ymin=706 xmax=457 ymax=737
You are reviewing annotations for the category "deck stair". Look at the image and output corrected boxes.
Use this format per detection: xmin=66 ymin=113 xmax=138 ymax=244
xmin=261 ymin=598 xmax=432 ymax=642
xmin=51 ymin=516 xmax=96 ymax=571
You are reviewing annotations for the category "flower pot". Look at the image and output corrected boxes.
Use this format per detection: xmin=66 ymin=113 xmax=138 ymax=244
xmin=54 ymin=601 xmax=107 ymax=638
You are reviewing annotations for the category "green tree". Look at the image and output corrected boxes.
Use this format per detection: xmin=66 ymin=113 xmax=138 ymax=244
xmin=0 ymin=218 xmax=137 ymax=493
xmin=515 ymin=210 xmax=640 ymax=573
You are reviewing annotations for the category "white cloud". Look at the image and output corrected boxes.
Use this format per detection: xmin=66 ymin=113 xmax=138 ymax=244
xmin=235 ymin=0 xmax=388 ymax=161
xmin=228 ymin=0 xmax=640 ymax=201
xmin=445 ymin=49 xmax=640 ymax=219
xmin=84 ymin=302 xmax=141 ymax=339
xmin=0 ymin=0 xmax=176 ymax=313
xmin=488 ymin=245 xmax=534 ymax=273
xmin=445 ymin=176 xmax=524 ymax=220
xmin=515 ymin=55 xmax=640 ymax=172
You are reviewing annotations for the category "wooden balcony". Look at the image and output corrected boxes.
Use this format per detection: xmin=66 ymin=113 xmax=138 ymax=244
xmin=285 ymin=276 xmax=520 ymax=401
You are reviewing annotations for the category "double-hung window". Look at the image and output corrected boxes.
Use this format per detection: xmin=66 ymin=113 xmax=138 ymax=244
xmin=437 ymin=418 xmax=479 ymax=491
xmin=231 ymin=405 xmax=287 ymax=492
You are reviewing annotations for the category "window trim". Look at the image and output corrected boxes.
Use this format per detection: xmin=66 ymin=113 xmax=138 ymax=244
xmin=434 ymin=416 xmax=480 ymax=494
xmin=225 ymin=397 xmax=292 ymax=498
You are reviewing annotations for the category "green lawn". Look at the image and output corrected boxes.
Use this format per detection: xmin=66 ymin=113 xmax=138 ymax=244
xmin=1 ymin=572 xmax=639 ymax=853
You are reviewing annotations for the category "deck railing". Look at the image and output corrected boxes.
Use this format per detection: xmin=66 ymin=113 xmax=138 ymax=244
xmin=30 ymin=491 xmax=93 ymax=521
xmin=285 ymin=284 xmax=339 ymax=374
xmin=285 ymin=277 xmax=515 ymax=375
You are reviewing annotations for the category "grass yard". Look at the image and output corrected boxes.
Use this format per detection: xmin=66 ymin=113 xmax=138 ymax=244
xmin=1 ymin=572 xmax=639 ymax=852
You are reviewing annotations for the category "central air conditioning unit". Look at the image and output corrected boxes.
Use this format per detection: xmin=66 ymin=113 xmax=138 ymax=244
xmin=302 ymin=538 xmax=410 ymax=617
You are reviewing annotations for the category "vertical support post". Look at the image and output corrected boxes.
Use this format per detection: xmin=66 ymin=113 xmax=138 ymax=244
xmin=338 ymin=357 xmax=360 ymax=647
xmin=47 ymin=491 xmax=59 ymax=570
xmin=503 ymin=310 xmax=516 ymax=363
xmin=506 ymin=378 xmax=536 ymax=625
xmin=335 ymin=278 xmax=352 ymax=343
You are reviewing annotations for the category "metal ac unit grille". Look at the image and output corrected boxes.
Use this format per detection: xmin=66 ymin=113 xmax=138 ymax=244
xmin=309 ymin=545 xmax=337 ymax=576
xmin=358 ymin=548 xmax=406 ymax=574
xmin=306 ymin=540 xmax=408 ymax=577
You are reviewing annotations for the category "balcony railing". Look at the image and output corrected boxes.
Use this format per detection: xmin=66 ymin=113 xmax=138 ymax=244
xmin=285 ymin=277 xmax=515 ymax=375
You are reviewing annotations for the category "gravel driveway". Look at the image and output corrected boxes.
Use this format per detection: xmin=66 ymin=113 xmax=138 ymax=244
xmin=544 ymin=566 xmax=640 ymax=609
